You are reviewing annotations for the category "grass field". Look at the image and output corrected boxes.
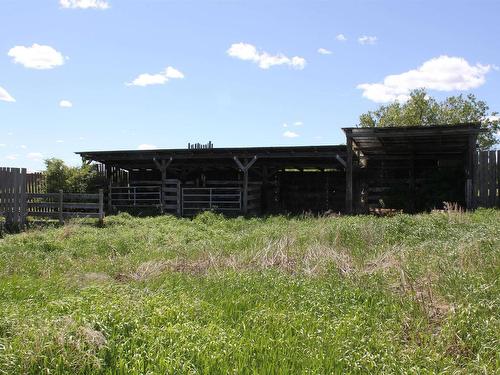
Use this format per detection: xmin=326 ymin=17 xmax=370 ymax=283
xmin=0 ymin=209 xmax=499 ymax=374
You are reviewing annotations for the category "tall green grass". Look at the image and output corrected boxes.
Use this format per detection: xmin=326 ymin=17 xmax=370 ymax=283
xmin=0 ymin=210 xmax=499 ymax=374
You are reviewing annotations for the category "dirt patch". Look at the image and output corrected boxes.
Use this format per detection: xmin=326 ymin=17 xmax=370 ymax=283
xmin=302 ymin=243 xmax=354 ymax=276
xmin=81 ymin=272 xmax=111 ymax=283
xmin=79 ymin=326 xmax=107 ymax=350
xmin=362 ymin=248 xmax=401 ymax=275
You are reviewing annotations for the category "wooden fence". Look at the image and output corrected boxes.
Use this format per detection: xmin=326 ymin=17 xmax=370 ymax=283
xmin=0 ymin=167 xmax=27 ymax=227
xmin=27 ymin=190 xmax=104 ymax=225
xmin=474 ymin=150 xmax=499 ymax=208
xmin=1 ymin=167 xmax=104 ymax=228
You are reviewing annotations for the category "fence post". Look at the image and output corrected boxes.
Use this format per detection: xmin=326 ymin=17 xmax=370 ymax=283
xmin=20 ymin=168 xmax=27 ymax=229
xmin=98 ymin=189 xmax=104 ymax=226
xmin=59 ymin=189 xmax=64 ymax=225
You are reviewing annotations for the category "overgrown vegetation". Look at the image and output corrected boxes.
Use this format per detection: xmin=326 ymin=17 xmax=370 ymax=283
xmin=359 ymin=89 xmax=500 ymax=149
xmin=43 ymin=158 xmax=104 ymax=193
xmin=0 ymin=210 xmax=498 ymax=374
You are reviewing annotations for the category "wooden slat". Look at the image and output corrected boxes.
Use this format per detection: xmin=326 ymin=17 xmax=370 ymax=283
xmin=27 ymin=211 xmax=101 ymax=219
xmin=479 ymin=151 xmax=488 ymax=207
xmin=488 ymin=151 xmax=496 ymax=207
xmin=63 ymin=193 xmax=99 ymax=200
xmin=27 ymin=193 xmax=59 ymax=199
xmin=497 ymin=150 xmax=500 ymax=208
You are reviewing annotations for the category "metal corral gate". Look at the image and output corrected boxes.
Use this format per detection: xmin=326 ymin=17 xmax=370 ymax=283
xmin=109 ymin=185 xmax=162 ymax=210
xmin=182 ymin=187 xmax=241 ymax=216
xmin=109 ymin=179 xmax=181 ymax=214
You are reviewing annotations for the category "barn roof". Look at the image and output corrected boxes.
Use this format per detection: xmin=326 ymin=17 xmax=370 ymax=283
xmin=76 ymin=145 xmax=348 ymax=171
xmin=342 ymin=123 xmax=482 ymax=160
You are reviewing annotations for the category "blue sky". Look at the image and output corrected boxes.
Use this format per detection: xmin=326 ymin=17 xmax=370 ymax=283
xmin=1 ymin=0 xmax=499 ymax=171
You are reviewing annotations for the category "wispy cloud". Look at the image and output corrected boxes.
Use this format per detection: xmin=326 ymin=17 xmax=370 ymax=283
xmin=283 ymin=131 xmax=299 ymax=138
xmin=27 ymin=152 xmax=43 ymax=161
xmin=336 ymin=34 xmax=347 ymax=42
xmin=59 ymin=0 xmax=110 ymax=9
xmin=0 ymin=86 xmax=15 ymax=102
xmin=357 ymin=55 xmax=492 ymax=103
xmin=59 ymin=100 xmax=73 ymax=108
xmin=317 ymin=48 xmax=332 ymax=55
xmin=8 ymin=44 xmax=65 ymax=69
xmin=5 ymin=154 xmax=18 ymax=161
xmin=126 ymin=66 xmax=184 ymax=87
xmin=227 ymin=43 xmax=306 ymax=70
xmin=358 ymin=35 xmax=377 ymax=45
xmin=137 ymin=144 xmax=157 ymax=150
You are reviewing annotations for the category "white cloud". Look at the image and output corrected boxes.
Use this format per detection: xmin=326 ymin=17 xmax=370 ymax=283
xmin=126 ymin=66 xmax=184 ymax=87
xmin=293 ymin=121 xmax=303 ymax=126
xmin=336 ymin=34 xmax=347 ymax=42
xmin=317 ymin=48 xmax=332 ymax=55
xmin=56 ymin=140 xmax=64 ymax=143
xmin=358 ymin=35 xmax=377 ymax=45
xmin=27 ymin=152 xmax=43 ymax=161
xmin=5 ymin=154 xmax=18 ymax=160
xmin=283 ymin=123 xmax=288 ymax=128
xmin=283 ymin=131 xmax=299 ymax=138
xmin=0 ymin=86 xmax=15 ymax=102
xmin=227 ymin=43 xmax=306 ymax=70
xmin=357 ymin=55 xmax=492 ymax=103
xmin=59 ymin=100 xmax=73 ymax=108
xmin=8 ymin=44 xmax=65 ymax=70
xmin=20 ymin=145 xmax=27 ymax=149
xmin=137 ymin=144 xmax=157 ymax=150
xmin=59 ymin=0 xmax=110 ymax=9
xmin=0 ymin=144 xmax=6 ymax=147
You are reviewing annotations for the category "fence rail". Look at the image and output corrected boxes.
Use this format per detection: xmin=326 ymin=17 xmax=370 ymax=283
xmin=26 ymin=189 xmax=104 ymax=224
xmin=182 ymin=187 xmax=242 ymax=216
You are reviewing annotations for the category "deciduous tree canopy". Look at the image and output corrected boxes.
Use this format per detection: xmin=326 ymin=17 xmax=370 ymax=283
xmin=359 ymin=89 xmax=499 ymax=149
xmin=43 ymin=158 xmax=104 ymax=193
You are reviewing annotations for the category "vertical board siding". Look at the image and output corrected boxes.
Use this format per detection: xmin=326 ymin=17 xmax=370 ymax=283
xmin=0 ymin=167 xmax=27 ymax=227
xmin=474 ymin=150 xmax=499 ymax=208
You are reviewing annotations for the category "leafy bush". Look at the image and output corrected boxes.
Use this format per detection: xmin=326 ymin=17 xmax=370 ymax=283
xmin=43 ymin=158 xmax=105 ymax=193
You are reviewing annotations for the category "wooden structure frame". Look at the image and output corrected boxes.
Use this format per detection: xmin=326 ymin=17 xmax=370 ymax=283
xmin=76 ymin=123 xmax=487 ymax=216
xmin=78 ymin=145 xmax=348 ymax=216
xmin=343 ymin=123 xmax=483 ymax=213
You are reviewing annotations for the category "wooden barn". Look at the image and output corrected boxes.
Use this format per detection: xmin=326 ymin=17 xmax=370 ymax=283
xmin=77 ymin=123 xmax=490 ymax=216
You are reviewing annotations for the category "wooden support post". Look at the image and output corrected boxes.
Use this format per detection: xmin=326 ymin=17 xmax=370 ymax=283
xmin=153 ymin=157 xmax=173 ymax=214
xmin=58 ymin=189 xmax=64 ymax=225
xmin=345 ymin=135 xmax=353 ymax=214
xmin=466 ymin=134 xmax=476 ymax=210
xmin=106 ymin=166 xmax=113 ymax=213
xmin=233 ymin=156 xmax=258 ymax=215
xmin=98 ymin=189 xmax=104 ymax=226
xmin=409 ymin=152 xmax=415 ymax=213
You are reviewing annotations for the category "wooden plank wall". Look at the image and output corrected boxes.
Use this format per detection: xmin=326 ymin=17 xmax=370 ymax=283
xmin=474 ymin=150 xmax=499 ymax=208
xmin=0 ymin=167 xmax=27 ymax=228
xmin=26 ymin=172 xmax=45 ymax=193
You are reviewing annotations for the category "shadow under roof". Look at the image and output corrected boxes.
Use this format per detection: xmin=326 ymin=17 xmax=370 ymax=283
xmin=342 ymin=123 xmax=482 ymax=159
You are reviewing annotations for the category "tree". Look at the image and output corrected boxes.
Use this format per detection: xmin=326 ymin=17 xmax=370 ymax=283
xmin=43 ymin=158 xmax=105 ymax=193
xmin=359 ymin=89 xmax=499 ymax=149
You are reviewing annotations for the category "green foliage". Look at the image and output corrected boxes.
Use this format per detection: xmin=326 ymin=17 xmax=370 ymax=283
xmin=43 ymin=158 xmax=105 ymax=193
xmin=0 ymin=210 xmax=498 ymax=374
xmin=359 ymin=89 xmax=500 ymax=149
